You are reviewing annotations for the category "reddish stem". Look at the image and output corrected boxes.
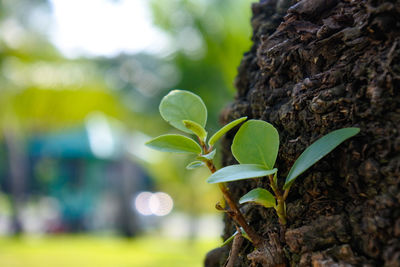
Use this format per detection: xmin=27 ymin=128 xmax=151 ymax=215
xmin=197 ymin=137 xmax=263 ymax=247
xmin=206 ymin=160 xmax=263 ymax=248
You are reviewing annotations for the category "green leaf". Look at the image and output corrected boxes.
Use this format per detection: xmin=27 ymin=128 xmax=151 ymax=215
xmin=239 ymin=188 xmax=276 ymax=208
xmin=220 ymin=228 xmax=250 ymax=247
xmin=240 ymin=227 xmax=250 ymax=241
xmin=284 ymin=127 xmax=360 ymax=189
xmin=145 ymin=134 xmax=202 ymax=154
xmin=231 ymin=120 xmax=279 ymax=169
xmin=207 ymin=164 xmax=277 ymax=184
xmin=208 ymin=117 xmax=247 ymax=147
xmin=159 ymin=90 xmax=207 ymax=134
xmin=196 ymin=149 xmax=216 ymax=161
xmin=183 ymin=120 xmax=207 ymax=141
xmin=220 ymin=231 xmax=237 ymax=247
xmin=186 ymin=161 xmax=205 ymax=170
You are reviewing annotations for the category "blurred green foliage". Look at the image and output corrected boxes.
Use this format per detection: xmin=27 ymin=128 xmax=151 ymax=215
xmin=151 ymin=0 xmax=255 ymax=130
xmin=0 ymin=0 xmax=125 ymax=134
xmin=0 ymin=0 xmax=255 ymax=215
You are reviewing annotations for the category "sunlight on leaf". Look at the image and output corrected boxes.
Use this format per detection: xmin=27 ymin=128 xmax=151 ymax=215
xmin=208 ymin=117 xmax=247 ymax=147
xmin=146 ymin=134 xmax=202 ymax=154
xmin=159 ymin=90 xmax=207 ymax=134
xmin=183 ymin=120 xmax=207 ymax=141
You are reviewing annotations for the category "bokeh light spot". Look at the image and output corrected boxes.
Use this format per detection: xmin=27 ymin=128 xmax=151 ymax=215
xmin=149 ymin=192 xmax=174 ymax=216
xmin=134 ymin=191 xmax=153 ymax=216
xmin=134 ymin=191 xmax=173 ymax=216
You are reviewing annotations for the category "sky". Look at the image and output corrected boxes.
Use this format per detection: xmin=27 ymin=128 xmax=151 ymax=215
xmin=49 ymin=0 xmax=170 ymax=58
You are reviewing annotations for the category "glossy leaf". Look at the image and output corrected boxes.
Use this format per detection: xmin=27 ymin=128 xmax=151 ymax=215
xmin=196 ymin=149 xmax=216 ymax=161
xmin=186 ymin=161 xmax=205 ymax=170
xmin=284 ymin=127 xmax=360 ymax=189
xmin=232 ymin=120 xmax=279 ymax=169
xmin=183 ymin=120 xmax=207 ymax=141
xmin=208 ymin=117 xmax=247 ymax=147
xmin=159 ymin=90 xmax=207 ymax=133
xmin=239 ymin=188 xmax=276 ymax=208
xmin=207 ymin=164 xmax=277 ymax=184
xmin=146 ymin=134 xmax=202 ymax=154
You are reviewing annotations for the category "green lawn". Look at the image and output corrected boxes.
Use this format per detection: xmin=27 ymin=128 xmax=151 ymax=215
xmin=0 ymin=235 xmax=220 ymax=267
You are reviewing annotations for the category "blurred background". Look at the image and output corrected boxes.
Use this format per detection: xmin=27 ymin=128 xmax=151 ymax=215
xmin=0 ymin=0 xmax=255 ymax=266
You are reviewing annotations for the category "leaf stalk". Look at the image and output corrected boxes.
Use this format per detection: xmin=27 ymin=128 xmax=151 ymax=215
xmin=268 ymin=175 xmax=287 ymax=225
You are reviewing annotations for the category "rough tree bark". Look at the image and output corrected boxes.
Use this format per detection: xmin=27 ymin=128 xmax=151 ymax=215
xmin=205 ymin=0 xmax=400 ymax=266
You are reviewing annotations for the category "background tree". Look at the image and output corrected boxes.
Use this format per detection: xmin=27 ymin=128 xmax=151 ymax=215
xmin=0 ymin=0 xmax=257 ymax=236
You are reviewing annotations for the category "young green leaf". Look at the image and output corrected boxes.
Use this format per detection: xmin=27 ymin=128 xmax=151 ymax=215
xmin=220 ymin=231 xmax=237 ymax=247
xmin=186 ymin=161 xmax=205 ymax=170
xmin=231 ymin=120 xmax=279 ymax=169
xmin=239 ymin=188 xmax=276 ymax=208
xmin=283 ymin=127 xmax=360 ymax=189
xmin=146 ymin=134 xmax=202 ymax=154
xmin=208 ymin=117 xmax=247 ymax=147
xmin=240 ymin=227 xmax=250 ymax=241
xmin=207 ymin=164 xmax=277 ymax=184
xmin=159 ymin=90 xmax=207 ymax=134
xmin=220 ymin=228 xmax=250 ymax=247
xmin=196 ymin=149 xmax=216 ymax=161
xmin=183 ymin=120 xmax=207 ymax=141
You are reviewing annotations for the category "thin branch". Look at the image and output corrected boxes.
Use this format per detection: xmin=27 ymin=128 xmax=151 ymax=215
xmin=225 ymin=226 xmax=244 ymax=267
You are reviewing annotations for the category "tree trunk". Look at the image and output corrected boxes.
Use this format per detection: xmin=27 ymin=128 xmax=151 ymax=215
xmin=3 ymin=128 xmax=27 ymax=235
xmin=206 ymin=0 xmax=400 ymax=266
